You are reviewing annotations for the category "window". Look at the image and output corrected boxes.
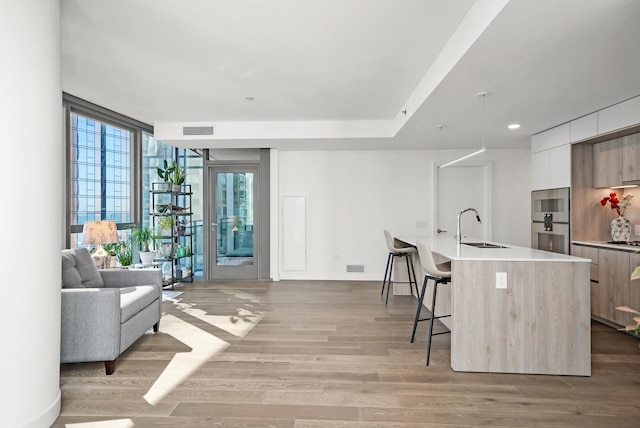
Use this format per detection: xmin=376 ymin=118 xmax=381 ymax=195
xmin=69 ymin=114 xmax=131 ymax=226
xmin=64 ymin=94 xmax=151 ymax=248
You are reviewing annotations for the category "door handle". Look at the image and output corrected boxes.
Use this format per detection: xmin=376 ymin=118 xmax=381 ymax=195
xmin=211 ymin=223 xmax=218 ymax=232
xmin=437 ymin=228 xmax=447 ymax=234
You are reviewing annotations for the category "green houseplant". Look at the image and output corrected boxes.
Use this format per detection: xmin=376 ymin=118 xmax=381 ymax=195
xmin=170 ymin=161 xmax=185 ymax=192
xmin=130 ymin=226 xmax=159 ymax=265
xmin=156 ymin=159 xmax=174 ymax=191
xmin=115 ymin=241 xmax=133 ymax=267
xmin=157 ymin=216 xmax=175 ymax=236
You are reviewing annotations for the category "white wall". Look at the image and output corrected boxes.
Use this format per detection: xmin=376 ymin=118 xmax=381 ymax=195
xmin=277 ymin=149 xmax=530 ymax=280
xmin=0 ymin=1 xmax=62 ymax=426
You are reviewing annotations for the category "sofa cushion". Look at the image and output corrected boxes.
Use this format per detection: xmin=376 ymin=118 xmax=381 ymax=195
xmin=62 ymin=248 xmax=104 ymax=289
xmin=120 ymin=285 xmax=159 ymax=323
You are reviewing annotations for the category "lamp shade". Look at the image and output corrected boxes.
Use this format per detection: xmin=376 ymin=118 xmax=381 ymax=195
xmin=81 ymin=220 xmax=119 ymax=245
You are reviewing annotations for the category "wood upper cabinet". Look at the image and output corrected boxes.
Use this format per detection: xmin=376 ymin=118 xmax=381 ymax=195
xmin=593 ymin=138 xmax=622 ymax=188
xmin=622 ymin=133 xmax=640 ymax=183
xmin=597 ymin=248 xmax=630 ymax=325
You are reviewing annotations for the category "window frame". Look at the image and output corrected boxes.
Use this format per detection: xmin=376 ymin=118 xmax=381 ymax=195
xmin=63 ymin=93 xmax=152 ymax=248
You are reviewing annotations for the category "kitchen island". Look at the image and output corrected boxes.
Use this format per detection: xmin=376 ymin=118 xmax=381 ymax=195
xmin=410 ymin=236 xmax=591 ymax=376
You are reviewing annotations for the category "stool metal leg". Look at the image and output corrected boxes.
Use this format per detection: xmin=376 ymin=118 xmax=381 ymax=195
xmin=404 ymin=254 xmax=415 ymax=297
xmin=407 ymin=254 xmax=419 ymax=297
xmin=425 ymin=279 xmax=451 ymax=366
xmin=381 ymin=252 xmax=392 ymax=295
xmin=385 ymin=254 xmax=395 ymax=305
xmin=426 ymin=281 xmax=439 ymax=366
xmin=411 ymin=275 xmax=429 ymax=343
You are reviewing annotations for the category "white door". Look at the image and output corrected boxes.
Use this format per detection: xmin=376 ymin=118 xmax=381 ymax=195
xmin=435 ymin=164 xmax=491 ymax=241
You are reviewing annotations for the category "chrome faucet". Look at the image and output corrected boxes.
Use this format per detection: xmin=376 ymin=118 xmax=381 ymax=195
xmin=456 ymin=208 xmax=482 ymax=243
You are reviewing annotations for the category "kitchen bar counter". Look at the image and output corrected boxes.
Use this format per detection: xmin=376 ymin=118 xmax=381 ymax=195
xmin=407 ymin=236 xmax=591 ymax=376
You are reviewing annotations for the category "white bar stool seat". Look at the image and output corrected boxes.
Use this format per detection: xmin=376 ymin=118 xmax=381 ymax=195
xmin=381 ymin=230 xmax=419 ymax=304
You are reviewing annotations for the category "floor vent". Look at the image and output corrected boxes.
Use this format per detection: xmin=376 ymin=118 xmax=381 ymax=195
xmin=183 ymin=126 xmax=214 ymax=136
xmin=346 ymin=264 xmax=365 ymax=273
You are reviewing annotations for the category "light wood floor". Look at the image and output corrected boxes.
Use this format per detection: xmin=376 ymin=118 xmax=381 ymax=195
xmin=54 ymin=280 xmax=640 ymax=427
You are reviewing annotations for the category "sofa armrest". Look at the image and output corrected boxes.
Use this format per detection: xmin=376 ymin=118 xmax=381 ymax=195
xmin=100 ymin=269 xmax=162 ymax=289
xmin=60 ymin=288 xmax=122 ymax=363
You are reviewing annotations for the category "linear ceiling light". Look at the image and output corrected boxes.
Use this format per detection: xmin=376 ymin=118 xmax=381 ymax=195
xmin=438 ymin=147 xmax=487 ymax=168
xmin=440 ymin=91 xmax=491 ymax=168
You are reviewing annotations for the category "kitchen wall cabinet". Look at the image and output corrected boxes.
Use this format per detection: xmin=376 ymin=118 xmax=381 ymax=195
xmin=531 ymin=123 xmax=570 ymax=153
xmin=593 ymin=138 xmax=622 ymax=188
xmin=531 ymin=123 xmax=571 ymax=191
xmin=570 ymin=113 xmax=598 ymax=143
xmin=598 ymin=95 xmax=640 ymax=135
xmin=592 ymin=132 xmax=640 ymax=187
xmin=622 ymin=133 xmax=640 ymax=183
xmin=531 ymin=144 xmax=571 ymax=190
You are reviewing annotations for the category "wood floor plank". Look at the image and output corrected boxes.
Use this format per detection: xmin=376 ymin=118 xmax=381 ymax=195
xmin=54 ymin=279 xmax=640 ymax=427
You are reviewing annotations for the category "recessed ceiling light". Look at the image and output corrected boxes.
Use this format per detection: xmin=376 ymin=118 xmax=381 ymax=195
xmin=508 ymin=123 xmax=520 ymax=129
xmin=245 ymin=96 xmax=255 ymax=101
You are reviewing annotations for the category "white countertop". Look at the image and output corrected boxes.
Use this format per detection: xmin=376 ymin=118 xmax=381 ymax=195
xmin=401 ymin=235 xmax=590 ymax=262
xmin=572 ymin=240 xmax=640 ymax=253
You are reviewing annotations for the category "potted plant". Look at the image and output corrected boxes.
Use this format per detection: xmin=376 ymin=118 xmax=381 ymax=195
xmin=115 ymin=240 xmax=133 ymax=267
xmin=130 ymin=226 xmax=159 ymax=265
xmin=170 ymin=161 xmax=185 ymax=192
xmin=103 ymin=242 xmax=121 ymax=268
xmin=157 ymin=216 xmax=175 ymax=237
xmin=156 ymin=159 xmax=174 ymax=191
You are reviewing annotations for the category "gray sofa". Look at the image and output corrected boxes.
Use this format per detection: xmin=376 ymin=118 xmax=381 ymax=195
xmin=61 ymin=248 xmax=162 ymax=374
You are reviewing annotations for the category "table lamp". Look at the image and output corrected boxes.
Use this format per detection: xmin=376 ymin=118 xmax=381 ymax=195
xmin=81 ymin=220 xmax=119 ymax=268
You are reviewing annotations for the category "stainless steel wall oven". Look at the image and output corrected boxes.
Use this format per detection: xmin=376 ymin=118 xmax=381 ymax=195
xmin=531 ymin=187 xmax=570 ymax=254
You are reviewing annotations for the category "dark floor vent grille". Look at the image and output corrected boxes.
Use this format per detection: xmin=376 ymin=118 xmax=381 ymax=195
xmin=183 ymin=126 xmax=214 ymax=136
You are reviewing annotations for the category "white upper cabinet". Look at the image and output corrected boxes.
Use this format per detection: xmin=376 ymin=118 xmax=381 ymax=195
xmin=598 ymin=96 xmax=640 ymax=134
xmin=570 ymin=113 xmax=598 ymax=143
xmin=531 ymin=124 xmax=571 ymax=190
xmin=531 ymin=123 xmax=571 ymax=153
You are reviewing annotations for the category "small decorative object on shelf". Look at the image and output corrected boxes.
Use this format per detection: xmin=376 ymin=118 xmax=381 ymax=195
xmin=601 ymin=191 xmax=634 ymax=242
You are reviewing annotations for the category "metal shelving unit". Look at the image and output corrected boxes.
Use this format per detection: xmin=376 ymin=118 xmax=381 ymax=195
xmin=151 ymin=183 xmax=194 ymax=288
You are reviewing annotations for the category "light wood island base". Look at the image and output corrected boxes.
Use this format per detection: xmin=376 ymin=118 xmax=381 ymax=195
xmin=401 ymin=236 xmax=592 ymax=376
xmin=451 ymin=259 xmax=591 ymax=376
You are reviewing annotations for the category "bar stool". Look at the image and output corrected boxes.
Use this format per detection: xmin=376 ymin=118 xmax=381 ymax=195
xmin=381 ymin=230 xmax=419 ymax=304
xmin=411 ymin=241 xmax=452 ymax=366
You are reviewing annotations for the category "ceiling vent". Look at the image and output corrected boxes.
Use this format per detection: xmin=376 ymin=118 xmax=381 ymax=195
xmin=183 ymin=126 xmax=214 ymax=136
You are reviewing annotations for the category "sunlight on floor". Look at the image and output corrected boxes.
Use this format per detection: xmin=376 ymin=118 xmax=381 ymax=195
xmin=143 ymin=314 xmax=230 ymax=405
xmin=64 ymin=288 xmax=266 ymax=425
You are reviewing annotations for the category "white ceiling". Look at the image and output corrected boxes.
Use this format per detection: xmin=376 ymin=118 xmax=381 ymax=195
xmin=61 ymin=0 xmax=640 ymax=151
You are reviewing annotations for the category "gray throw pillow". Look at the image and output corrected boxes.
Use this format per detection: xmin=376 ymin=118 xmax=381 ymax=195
xmin=61 ymin=248 xmax=105 ymax=288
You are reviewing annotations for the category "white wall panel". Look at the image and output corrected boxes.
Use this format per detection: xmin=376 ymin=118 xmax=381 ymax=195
xmin=281 ymin=195 xmax=307 ymax=271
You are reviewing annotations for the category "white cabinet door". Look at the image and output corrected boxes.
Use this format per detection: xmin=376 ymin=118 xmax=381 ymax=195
xmin=532 ymin=123 xmax=571 ymax=153
xmin=532 ymin=145 xmax=571 ymax=190
xmin=531 ymin=150 xmax=549 ymax=191
xmin=548 ymin=144 xmax=571 ymax=189
xmin=598 ymin=96 xmax=640 ymax=134
xmin=570 ymin=113 xmax=598 ymax=143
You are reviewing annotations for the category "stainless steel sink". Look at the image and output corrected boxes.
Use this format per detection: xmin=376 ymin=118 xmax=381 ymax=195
xmin=462 ymin=242 xmax=508 ymax=249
